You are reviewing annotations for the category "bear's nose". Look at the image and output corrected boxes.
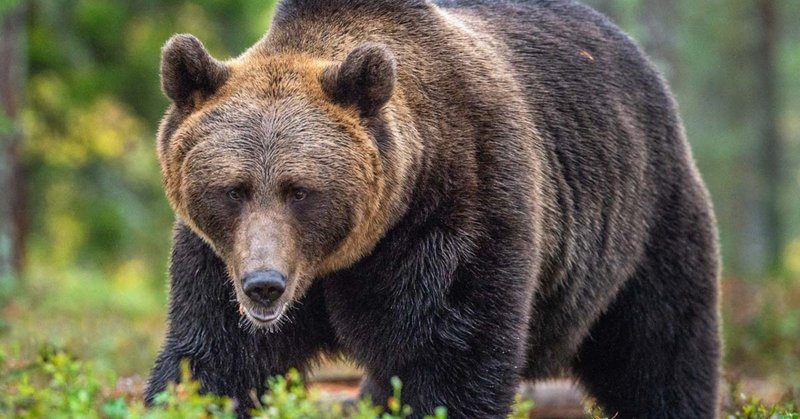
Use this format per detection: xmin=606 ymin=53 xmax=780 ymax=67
xmin=242 ymin=270 xmax=286 ymax=306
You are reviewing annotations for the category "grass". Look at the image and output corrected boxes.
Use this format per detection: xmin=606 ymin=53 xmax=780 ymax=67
xmin=0 ymin=264 xmax=167 ymax=378
xmin=724 ymin=392 xmax=799 ymax=419
xmin=0 ymin=345 xmax=534 ymax=418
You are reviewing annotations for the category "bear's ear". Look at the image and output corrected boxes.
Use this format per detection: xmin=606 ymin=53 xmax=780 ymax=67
xmin=321 ymin=43 xmax=397 ymax=117
xmin=161 ymin=34 xmax=229 ymax=106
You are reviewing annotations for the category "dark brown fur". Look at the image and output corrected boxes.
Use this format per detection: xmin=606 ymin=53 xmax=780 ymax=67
xmin=147 ymin=1 xmax=721 ymax=417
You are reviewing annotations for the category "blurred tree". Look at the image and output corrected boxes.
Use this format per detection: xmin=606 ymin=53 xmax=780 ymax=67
xmin=586 ymin=0 xmax=799 ymax=276
xmin=754 ymin=0 xmax=784 ymax=272
xmin=639 ymin=0 xmax=678 ymax=83
xmin=1 ymin=1 xmax=26 ymax=284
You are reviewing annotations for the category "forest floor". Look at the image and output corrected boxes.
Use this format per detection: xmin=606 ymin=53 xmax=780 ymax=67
xmin=86 ymin=358 xmax=799 ymax=418
xmin=1 ymin=272 xmax=799 ymax=417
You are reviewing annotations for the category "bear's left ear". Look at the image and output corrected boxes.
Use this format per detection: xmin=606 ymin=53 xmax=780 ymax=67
xmin=161 ymin=34 xmax=229 ymax=107
xmin=321 ymin=43 xmax=397 ymax=117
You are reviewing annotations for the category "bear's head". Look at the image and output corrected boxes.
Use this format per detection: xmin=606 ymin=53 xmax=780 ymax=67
xmin=157 ymin=34 xmax=413 ymax=328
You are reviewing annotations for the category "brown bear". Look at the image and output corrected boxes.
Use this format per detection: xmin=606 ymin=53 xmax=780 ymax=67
xmin=145 ymin=0 xmax=721 ymax=418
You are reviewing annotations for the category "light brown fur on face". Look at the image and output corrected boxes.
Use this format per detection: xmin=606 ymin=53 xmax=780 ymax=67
xmin=157 ymin=39 xmax=418 ymax=327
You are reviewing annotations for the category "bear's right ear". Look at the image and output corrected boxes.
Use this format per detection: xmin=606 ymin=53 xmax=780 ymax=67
xmin=321 ymin=43 xmax=397 ymax=117
xmin=161 ymin=34 xmax=229 ymax=106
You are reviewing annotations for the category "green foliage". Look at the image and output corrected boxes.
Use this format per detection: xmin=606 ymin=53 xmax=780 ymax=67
xmin=0 ymin=346 xmax=238 ymax=418
xmin=1 ymin=266 xmax=166 ymax=378
xmin=1 ymin=345 xmax=107 ymax=418
xmin=727 ymin=400 xmax=800 ymax=419
xmin=3 ymin=345 xmax=798 ymax=418
xmin=584 ymin=393 xmax=800 ymax=419
xmin=146 ymin=361 xmax=236 ymax=419
xmin=0 ymin=115 xmax=13 ymax=136
xmin=726 ymin=383 xmax=800 ymax=419
xmin=251 ymin=369 xmax=427 ymax=419
xmin=0 ymin=346 xmax=542 ymax=419
xmin=255 ymin=369 xmax=329 ymax=418
xmin=508 ymin=394 xmax=534 ymax=419
xmin=0 ymin=0 xmax=21 ymax=17
xmin=252 ymin=369 xmax=450 ymax=419
xmin=723 ymin=278 xmax=800 ymax=387
xmin=0 ymin=347 xmax=453 ymax=418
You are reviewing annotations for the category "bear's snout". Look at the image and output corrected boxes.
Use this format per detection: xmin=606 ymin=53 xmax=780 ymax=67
xmin=242 ymin=270 xmax=286 ymax=308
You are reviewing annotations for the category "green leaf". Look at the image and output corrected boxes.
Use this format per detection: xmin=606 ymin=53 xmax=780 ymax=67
xmin=0 ymin=114 xmax=14 ymax=136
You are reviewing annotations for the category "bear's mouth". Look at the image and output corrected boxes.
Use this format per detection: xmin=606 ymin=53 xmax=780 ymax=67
xmin=243 ymin=303 xmax=285 ymax=325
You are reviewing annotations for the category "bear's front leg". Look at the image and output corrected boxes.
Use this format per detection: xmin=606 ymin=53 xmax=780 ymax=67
xmin=145 ymin=223 xmax=336 ymax=415
xmin=350 ymin=277 xmax=532 ymax=419
xmin=360 ymin=319 xmax=528 ymax=419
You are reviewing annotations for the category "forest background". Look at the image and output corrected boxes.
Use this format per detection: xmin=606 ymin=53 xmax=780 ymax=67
xmin=1 ymin=0 xmax=799 ymax=411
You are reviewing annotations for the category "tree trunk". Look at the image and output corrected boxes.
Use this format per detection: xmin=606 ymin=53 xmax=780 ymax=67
xmin=0 ymin=3 xmax=26 ymax=284
xmin=754 ymin=0 xmax=783 ymax=272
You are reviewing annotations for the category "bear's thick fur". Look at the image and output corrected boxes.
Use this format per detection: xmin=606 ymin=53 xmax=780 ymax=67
xmin=146 ymin=0 xmax=721 ymax=417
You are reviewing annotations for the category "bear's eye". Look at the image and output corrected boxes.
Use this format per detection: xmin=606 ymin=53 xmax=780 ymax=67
xmin=226 ymin=187 xmax=245 ymax=203
xmin=291 ymin=187 xmax=309 ymax=202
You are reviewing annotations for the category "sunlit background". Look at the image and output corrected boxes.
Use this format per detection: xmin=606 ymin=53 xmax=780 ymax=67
xmin=1 ymin=0 xmax=798 ymax=409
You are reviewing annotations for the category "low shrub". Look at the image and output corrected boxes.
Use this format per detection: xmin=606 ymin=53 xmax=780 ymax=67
xmin=4 ymin=344 xmax=797 ymax=418
xmin=0 ymin=345 xmax=529 ymax=418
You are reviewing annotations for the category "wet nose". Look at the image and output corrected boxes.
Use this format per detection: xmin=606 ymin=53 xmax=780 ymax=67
xmin=242 ymin=270 xmax=286 ymax=306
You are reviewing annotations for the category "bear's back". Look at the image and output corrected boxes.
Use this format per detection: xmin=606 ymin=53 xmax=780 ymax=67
xmin=263 ymin=0 xmax=697 ymax=276
xmin=454 ymin=0 xmax=695 ymax=286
